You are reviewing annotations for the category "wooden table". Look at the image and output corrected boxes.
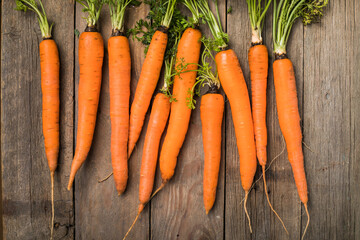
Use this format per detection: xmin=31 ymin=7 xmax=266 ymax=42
xmin=1 ymin=0 xmax=359 ymax=239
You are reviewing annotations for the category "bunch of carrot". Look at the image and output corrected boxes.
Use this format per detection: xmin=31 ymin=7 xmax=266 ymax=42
xmin=15 ymin=0 xmax=328 ymax=239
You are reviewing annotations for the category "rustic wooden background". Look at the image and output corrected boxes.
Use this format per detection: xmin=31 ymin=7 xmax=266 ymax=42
xmin=1 ymin=0 xmax=359 ymax=239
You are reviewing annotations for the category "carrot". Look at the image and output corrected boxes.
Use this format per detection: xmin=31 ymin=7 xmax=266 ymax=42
xmin=201 ymin=92 xmax=224 ymax=214
xmin=246 ymin=0 xmax=288 ymax=233
xmin=68 ymin=0 xmax=105 ymax=190
xmin=272 ymin=1 xmax=328 ymax=238
xmin=16 ymin=0 xmax=59 ymax=239
xmin=128 ymin=0 xmax=177 ymax=158
xmin=198 ymin=0 xmax=256 ymax=231
xmin=187 ymin=39 xmax=224 ymax=214
xmin=159 ymin=27 xmax=202 ymax=183
xmin=107 ymin=0 xmax=135 ymax=195
xmin=123 ymin=92 xmax=170 ymax=240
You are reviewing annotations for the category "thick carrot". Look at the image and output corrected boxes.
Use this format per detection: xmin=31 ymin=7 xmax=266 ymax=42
xmin=248 ymin=44 xmax=268 ymax=166
xmin=201 ymin=92 xmax=224 ymax=214
xmin=159 ymin=27 xmax=202 ymax=182
xmin=68 ymin=26 xmax=104 ymax=190
xmin=127 ymin=29 xmax=168 ymax=157
xmin=108 ymin=34 xmax=131 ymax=195
xmin=273 ymin=58 xmax=308 ymax=204
xmin=215 ymin=49 xmax=257 ymax=192
xmin=215 ymin=49 xmax=257 ymax=232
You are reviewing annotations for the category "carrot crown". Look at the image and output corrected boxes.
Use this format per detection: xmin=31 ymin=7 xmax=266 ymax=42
xmin=182 ymin=0 xmax=202 ymax=27
xmin=76 ymin=0 xmax=105 ymax=27
xmin=197 ymin=0 xmax=229 ymax=51
xmin=273 ymin=0 xmax=328 ymax=55
xmin=15 ymin=0 xmax=53 ymax=39
xmin=246 ymin=0 xmax=272 ymax=44
xmin=162 ymin=0 xmax=178 ymax=28
xmin=108 ymin=0 xmax=141 ymax=33
xmin=187 ymin=37 xmax=221 ymax=109
xmin=129 ymin=0 xmax=186 ymax=58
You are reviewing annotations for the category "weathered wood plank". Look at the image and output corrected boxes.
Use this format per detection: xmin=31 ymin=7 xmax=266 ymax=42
xmin=1 ymin=0 xmax=74 ymax=239
xmin=303 ymin=1 xmax=358 ymax=239
xmin=150 ymin=1 xmax=226 ymax=239
xmin=350 ymin=1 xmax=360 ymax=240
xmin=74 ymin=3 xmax=150 ymax=239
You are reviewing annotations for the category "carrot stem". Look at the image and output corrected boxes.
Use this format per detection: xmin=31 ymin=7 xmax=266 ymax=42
xmin=302 ymin=203 xmax=310 ymax=240
xmin=262 ymin=165 xmax=288 ymax=235
xmin=244 ymin=191 xmax=252 ymax=233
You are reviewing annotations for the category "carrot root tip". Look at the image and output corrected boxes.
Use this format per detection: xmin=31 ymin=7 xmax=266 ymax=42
xmin=262 ymin=165 xmax=289 ymax=235
xmin=244 ymin=191 xmax=253 ymax=234
xmin=301 ymin=204 xmax=310 ymax=240
xmin=98 ymin=172 xmax=113 ymax=183
xmin=50 ymin=171 xmax=55 ymax=240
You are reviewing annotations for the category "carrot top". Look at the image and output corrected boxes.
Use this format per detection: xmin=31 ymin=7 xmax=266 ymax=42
xmin=129 ymin=0 xmax=185 ymax=58
xmin=246 ymin=0 xmax=272 ymax=44
xmin=108 ymin=0 xmax=141 ymax=33
xmin=181 ymin=0 xmax=202 ymax=27
xmin=197 ymin=0 xmax=229 ymax=51
xmin=187 ymin=37 xmax=221 ymax=109
xmin=15 ymin=0 xmax=53 ymax=39
xmin=273 ymin=0 xmax=328 ymax=55
xmin=76 ymin=0 xmax=105 ymax=27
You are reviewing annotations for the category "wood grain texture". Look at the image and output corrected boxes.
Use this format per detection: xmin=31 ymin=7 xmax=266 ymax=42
xmin=303 ymin=1 xmax=360 ymax=239
xmin=1 ymin=0 xmax=74 ymax=239
xmin=73 ymin=3 xmax=149 ymax=240
xmin=1 ymin=0 xmax=360 ymax=239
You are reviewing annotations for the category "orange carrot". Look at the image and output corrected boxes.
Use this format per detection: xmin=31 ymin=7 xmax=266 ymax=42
xmin=123 ymin=93 xmax=170 ymax=240
xmin=16 ymin=1 xmax=60 ymax=238
xmin=68 ymin=0 xmax=105 ymax=190
xmin=159 ymin=27 xmax=202 ymax=182
xmin=273 ymin=58 xmax=308 ymax=204
xmin=201 ymin=92 xmax=224 ymax=214
xmin=215 ymin=49 xmax=257 ymax=192
xmin=128 ymin=0 xmax=177 ymax=158
xmin=249 ymin=43 xmax=288 ymax=233
xmin=248 ymin=44 xmax=268 ymax=166
xmin=272 ymin=1 xmax=328 ymax=238
xmin=127 ymin=29 xmax=168 ymax=157
xmin=107 ymin=0 xmax=133 ymax=195
xmin=108 ymin=35 xmax=131 ymax=194
xmin=140 ymin=93 xmax=170 ymax=206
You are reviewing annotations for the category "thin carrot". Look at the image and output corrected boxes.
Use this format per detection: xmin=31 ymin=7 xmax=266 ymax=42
xmin=198 ymin=0 xmax=256 ymax=231
xmin=127 ymin=0 xmax=177 ymax=158
xmin=108 ymin=0 xmax=134 ymax=195
xmin=68 ymin=0 xmax=104 ymax=190
xmin=246 ymin=0 xmax=288 ymax=233
xmin=16 ymin=0 xmax=59 ymax=239
xmin=272 ymin=1 xmax=328 ymax=238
